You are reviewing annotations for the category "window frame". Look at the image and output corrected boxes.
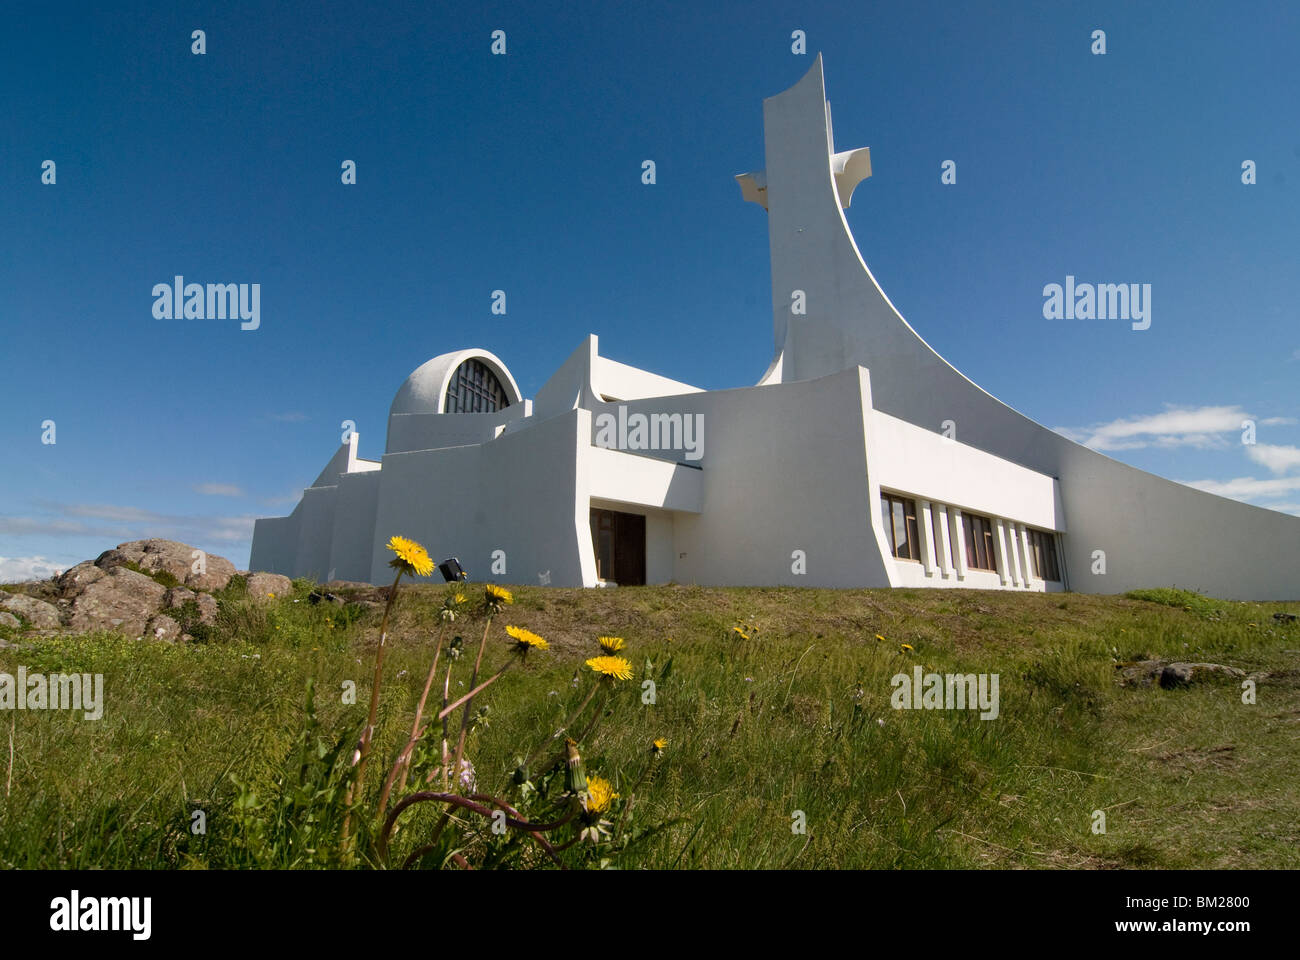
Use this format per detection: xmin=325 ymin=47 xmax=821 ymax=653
xmin=445 ymin=358 xmax=511 ymax=414
xmin=1028 ymin=528 xmax=1061 ymax=582
xmin=880 ymin=492 xmax=922 ymax=563
xmin=963 ymin=512 xmax=999 ymax=572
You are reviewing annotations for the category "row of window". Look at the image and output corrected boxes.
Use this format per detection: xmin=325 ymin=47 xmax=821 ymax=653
xmin=879 ymin=492 xmax=1061 ymax=581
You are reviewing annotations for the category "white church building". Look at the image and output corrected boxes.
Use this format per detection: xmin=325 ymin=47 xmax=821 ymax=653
xmin=251 ymin=57 xmax=1300 ymax=601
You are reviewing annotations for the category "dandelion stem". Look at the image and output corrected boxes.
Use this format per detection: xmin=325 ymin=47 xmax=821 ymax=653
xmin=341 ymin=567 xmax=404 ymax=851
xmin=449 ymin=614 xmax=492 ymax=788
xmin=378 ymin=621 xmax=448 ymax=819
xmin=440 ymin=663 xmax=452 ymax=772
xmin=379 ymin=790 xmax=572 ymax=868
xmin=435 ymin=661 xmax=510 ymax=721
xmin=427 ymin=611 xmax=495 ymax=852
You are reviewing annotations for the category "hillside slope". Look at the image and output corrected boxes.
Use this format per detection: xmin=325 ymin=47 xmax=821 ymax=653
xmin=1 ymin=581 xmax=1297 ymax=869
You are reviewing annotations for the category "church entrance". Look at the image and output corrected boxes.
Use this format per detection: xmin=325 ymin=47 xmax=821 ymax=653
xmin=589 ymin=508 xmax=646 ymax=585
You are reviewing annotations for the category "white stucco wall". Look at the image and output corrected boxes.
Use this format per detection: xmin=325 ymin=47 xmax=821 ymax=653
xmin=327 ymin=470 xmax=382 ymax=582
xmin=588 ymin=446 xmax=703 ymax=514
xmin=590 ymin=366 xmax=893 ymax=588
xmin=593 ymin=356 xmax=703 ymax=401
xmin=291 ymin=486 xmax=338 ymax=582
xmin=869 ymin=410 xmax=1062 ymax=531
xmin=386 ymin=402 xmax=531 ymax=455
xmin=367 ymin=408 xmax=596 ymax=588
xmin=249 ymin=512 xmax=300 ymax=576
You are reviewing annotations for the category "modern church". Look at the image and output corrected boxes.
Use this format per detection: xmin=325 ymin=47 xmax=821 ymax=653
xmin=251 ymin=57 xmax=1300 ymax=601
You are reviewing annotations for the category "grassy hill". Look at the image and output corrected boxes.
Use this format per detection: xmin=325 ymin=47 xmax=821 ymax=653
xmin=1 ymin=580 xmax=1297 ymax=869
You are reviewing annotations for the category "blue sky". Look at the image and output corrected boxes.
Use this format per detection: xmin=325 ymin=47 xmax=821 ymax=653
xmin=3 ymin=0 xmax=1298 ymax=578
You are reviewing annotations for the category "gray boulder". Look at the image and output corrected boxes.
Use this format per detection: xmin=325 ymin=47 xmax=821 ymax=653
xmin=69 ymin=567 xmax=168 ymax=637
xmin=145 ymin=614 xmax=183 ymax=643
xmin=56 ymin=561 xmax=106 ymax=598
xmin=94 ymin=539 xmax=236 ymax=592
xmin=245 ymin=572 xmax=292 ymax=599
xmin=1118 ymin=659 xmax=1251 ymax=689
xmin=1161 ymin=662 xmax=1247 ymax=688
xmin=0 ymin=612 xmax=20 ymax=629
xmin=0 ymin=593 xmax=63 ymax=630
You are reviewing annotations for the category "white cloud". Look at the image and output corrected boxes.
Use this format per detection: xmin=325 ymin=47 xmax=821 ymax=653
xmin=5 ymin=501 xmax=257 ymax=545
xmin=1054 ymin=404 xmax=1252 ymax=451
xmin=0 ymin=556 xmax=65 ymax=582
xmin=259 ymin=489 xmax=304 ymax=507
xmin=1180 ymin=474 xmax=1300 ymax=500
xmin=1244 ymin=444 xmax=1300 ymax=475
xmin=194 ymin=483 xmax=245 ymax=497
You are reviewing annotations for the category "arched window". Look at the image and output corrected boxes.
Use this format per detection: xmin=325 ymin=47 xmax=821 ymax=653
xmin=445 ymin=358 xmax=511 ymax=414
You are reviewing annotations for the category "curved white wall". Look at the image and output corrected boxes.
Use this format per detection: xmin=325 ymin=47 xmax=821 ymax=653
xmin=756 ymin=56 xmax=1300 ymax=600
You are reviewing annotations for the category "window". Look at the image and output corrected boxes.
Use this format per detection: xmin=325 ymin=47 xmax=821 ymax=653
xmin=880 ymin=493 xmax=921 ymax=561
xmin=445 ymin=358 xmax=510 ymax=414
xmin=1028 ymin=528 xmax=1061 ymax=581
xmin=964 ymin=513 xmax=998 ymax=572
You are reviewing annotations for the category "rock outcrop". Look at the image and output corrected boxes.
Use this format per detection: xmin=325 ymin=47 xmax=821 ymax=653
xmin=245 ymin=572 xmax=292 ymax=599
xmin=93 ymin=538 xmax=237 ymax=592
xmin=1116 ymin=658 xmax=1265 ymax=688
xmin=0 ymin=591 xmax=63 ymax=630
xmin=68 ymin=567 xmax=168 ymax=637
xmin=0 ymin=539 xmax=300 ymax=640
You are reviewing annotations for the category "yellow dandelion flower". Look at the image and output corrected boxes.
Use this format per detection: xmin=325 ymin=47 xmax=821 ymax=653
xmin=732 ymin=627 xmax=751 ymax=640
xmin=485 ymin=583 xmax=514 ymax=606
xmin=505 ymin=624 xmax=548 ymax=651
xmin=586 ymin=655 xmax=633 ymax=681
xmin=875 ymin=634 xmax=887 ymax=642
xmin=651 ymin=737 xmax=668 ymax=756
xmin=387 ymin=535 xmax=434 ymax=577
xmin=598 ymin=635 xmax=625 ymax=653
xmin=452 ymin=592 xmax=467 ymax=605
xmin=900 ymin=643 xmax=914 ymax=652
xmin=585 ymin=775 xmax=619 ymax=814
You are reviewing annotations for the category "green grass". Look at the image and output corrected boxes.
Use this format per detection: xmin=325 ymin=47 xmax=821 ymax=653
xmin=1 ymin=583 xmax=1297 ymax=869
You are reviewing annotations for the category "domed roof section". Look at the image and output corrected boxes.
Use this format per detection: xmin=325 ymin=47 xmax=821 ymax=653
xmin=389 ymin=349 xmax=523 ymax=417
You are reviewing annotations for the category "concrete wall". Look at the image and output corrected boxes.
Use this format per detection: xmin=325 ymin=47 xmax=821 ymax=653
xmin=292 ymin=486 xmax=338 ymax=582
xmin=869 ymin=409 xmax=1062 ymax=532
xmin=249 ymin=512 xmax=300 ymax=576
xmin=583 ymin=366 xmax=892 ymax=588
xmin=593 ymin=356 xmax=703 ymax=401
xmin=386 ymin=402 xmax=530 ymax=455
xmin=368 ymin=408 xmax=596 ymax=587
xmin=327 ymin=471 xmax=382 ymax=582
